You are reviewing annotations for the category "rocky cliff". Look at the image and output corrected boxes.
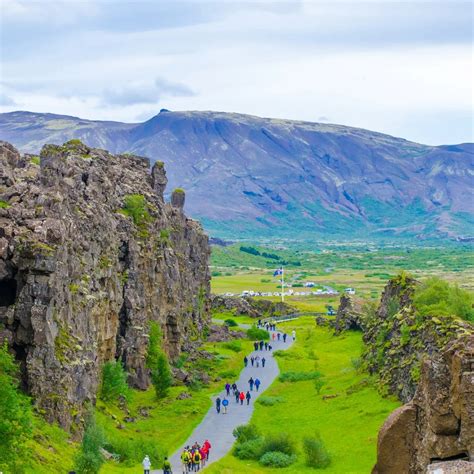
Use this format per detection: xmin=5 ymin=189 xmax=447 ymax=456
xmin=333 ymin=294 xmax=365 ymax=334
xmin=362 ymin=274 xmax=472 ymax=402
xmin=0 ymin=140 xmax=210 ymax=433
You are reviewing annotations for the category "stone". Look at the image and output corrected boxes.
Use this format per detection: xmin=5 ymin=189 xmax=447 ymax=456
xmin=0 ymin=141 xmax=211 ymax=434
xmin=333 ymin=294 xmax=365 ymax=334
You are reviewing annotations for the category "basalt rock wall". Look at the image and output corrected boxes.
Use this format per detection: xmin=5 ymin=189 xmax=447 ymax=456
xmin=0 ymin=140 xmax=210 ymax=433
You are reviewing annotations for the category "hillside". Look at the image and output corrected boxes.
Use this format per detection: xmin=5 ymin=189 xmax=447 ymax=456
xmin=1 ymin=110 xmax=473 ymax=241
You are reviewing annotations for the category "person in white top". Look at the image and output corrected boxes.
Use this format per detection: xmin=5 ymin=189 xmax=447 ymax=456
xmin=292 ymin=330 xmax=296 ymax=341
xmin=142 ymin=455 xmax=151 ymax=474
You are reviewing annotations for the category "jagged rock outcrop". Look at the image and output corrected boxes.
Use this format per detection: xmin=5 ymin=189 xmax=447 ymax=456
xmin=362 ymin=274 xmax=472 ymax=402
xmin=0 ymin=140 xmax=210 ymax=433
xmin=333 ymin=294 xmax=365 ymax=334
xmin=211 ymin=294 xmax=295 ymax=319
xmin=373 ymin=335 xmax=474 ymax=473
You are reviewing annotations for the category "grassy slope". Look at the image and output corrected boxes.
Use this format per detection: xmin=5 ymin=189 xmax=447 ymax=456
xmin=101 ymin=338 xmax=254 ymax=473
xmin=206 ymin=318 xmax=400 ymax=474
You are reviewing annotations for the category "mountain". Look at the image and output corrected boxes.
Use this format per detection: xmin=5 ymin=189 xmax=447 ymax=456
xmin=1 ymin=110 xmax=473 ymax=241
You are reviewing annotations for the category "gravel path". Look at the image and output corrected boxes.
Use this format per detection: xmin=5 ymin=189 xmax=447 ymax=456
xmin=152 ymin=327 xmax=294 ymax=473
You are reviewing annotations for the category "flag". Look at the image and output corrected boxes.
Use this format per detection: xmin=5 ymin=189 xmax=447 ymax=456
xmin=273 ymin=268 xmax=283 ymax=276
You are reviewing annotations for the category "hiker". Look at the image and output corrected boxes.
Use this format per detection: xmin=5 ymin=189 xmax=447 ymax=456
xmin=239 ymin=391 xmax=245 ymax=405
xmin=272 ymin=332 xmax=276 ymax=341
xmin=248 ymin=376 xmax=254 ymax=391
xmin=264 ymin=341 xmax=268 ymax=350
xmin=251 ymin=356 xmax=255 ymax=367
xmin=268 ymin=344 xmax=272 ymax=351
xmin=225 ymin=382 xmax=231 ymax=396
xmin=162 ymin=456 xmax=172 ymax=474
xmin=222 ymin=397 xmax=229 ymax=414
xmin=283 ymin=333 xmax=287 ymax=343
xmin=265 ymin=323 xmax=269 ymax=330
xmin=277 ymin=333 xmax=281 ymax=341
xmin=255 ymin=355 xmax=260 ymax=367
xmin=232 ymin=382 xmax=237 ymax=394
xmin=262 ymin=357 xmax=266 ymax=368
xmin=215 ymin=396 xmax=221 ymax=414
xmin=292 ymin=330 xmax=296 ymax=341
xmin=258 ymin=319 xmax=262 ymax=327
xmin=235 ymin=390 xmax=240 ymax=403
xmin=246 ymin=390 xmax=251 ymax=405
xmin=204 ymin=439 xmax=211 ymax=460
xmin=143 ymin=455 xmax=151 ymax=474
xmin=181 ymin=449 xmax=190 ymax=473
xmin=259 ymin=340 xmax=264 ymax=350
xmin=192 ymin=449 xmax=202 ymax=471
xmin=200 ymin=444 xmax=208 ymax=468
xmin=255 ymin=378 xmax=261 ymax=391
xmin=244 ymin=355 xmax=248 ymax=367
xmin=254 ymin=341 xmax=259 ymax=351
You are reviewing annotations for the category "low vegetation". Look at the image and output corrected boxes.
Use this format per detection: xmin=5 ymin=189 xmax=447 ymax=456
xmin=74 ymin=414 xmax=106 ymax=474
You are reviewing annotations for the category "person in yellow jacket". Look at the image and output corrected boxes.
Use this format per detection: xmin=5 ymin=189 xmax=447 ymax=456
xmin=192 ymin=449 xmax=202 ymax=471
xmin=180 ymin=449 xmax=191 ymax=473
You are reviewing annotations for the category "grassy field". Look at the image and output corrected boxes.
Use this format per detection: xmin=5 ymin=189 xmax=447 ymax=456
xmin=205 ymin=318 xmax=400 ymax=474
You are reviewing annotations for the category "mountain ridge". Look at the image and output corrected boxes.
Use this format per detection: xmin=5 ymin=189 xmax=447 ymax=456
xmin=1 ymin=109 xmax=473 ymax=241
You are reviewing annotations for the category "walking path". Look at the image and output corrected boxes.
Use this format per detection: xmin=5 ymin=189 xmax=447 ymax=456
xmin=152 ymin=327 xmax=294 ymax=473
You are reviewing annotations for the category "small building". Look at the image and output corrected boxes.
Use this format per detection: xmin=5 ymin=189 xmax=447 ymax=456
xmin=344 ymin=288 xmax=356 ymax=295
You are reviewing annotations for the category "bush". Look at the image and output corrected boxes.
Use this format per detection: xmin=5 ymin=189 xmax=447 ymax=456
xmin=100 ymin=361 xmax=132 ymax=402
xmin=104 ymin=435 xmax=165 ymax=466
xmin=223 ymin=340 xmax=242 ymax=352
xmin=279 ymin=371 xmax=322 ymax=382
xmin=0 ymin=343 xmax=33 ymax=472
xmin=233 ymin=438 xmax=264 ymax=460
xmin=261 ymin=433 xmax=296 ymax=456
xmin=224 ymin=318 xmax=238 ymax=327
xmin=147 ymin=322 xmax=173 ymax=398
xmin=120 ymin=194 xmax=151 ymax=227
xmin=314 ymin=378 xmax=326 ymax=394
xmin=303 ymin=433 xmax=331 ymax=468
xmin=273 ymin=350 xmax=299 ymax=359
xmin=257 ymin=396 xmax=284 ymax=406
xmin=247 ymin=325 xmax=270 ymax=341
xmin=233 ymin=424 xmax=260 ymax=443
xmin=414 ymin=277 xmax=474 ymax=322
xmin=259 ymin=451 xmax=296 ymax=468
xmin=74 ymin=415 xmax=105 ymax=474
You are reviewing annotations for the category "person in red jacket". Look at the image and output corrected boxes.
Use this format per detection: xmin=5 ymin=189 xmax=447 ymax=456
xmin=200 ymin=445 xmax=208 ymax=468
xmin=203 ymin=439 xmax=211 ymax=460
xmin=239 ymin=391 xmax=245 ymax=405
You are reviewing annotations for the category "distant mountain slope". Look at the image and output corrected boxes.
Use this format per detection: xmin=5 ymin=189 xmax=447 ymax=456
xmin=1 ymin=110 xmax=473 ymax=240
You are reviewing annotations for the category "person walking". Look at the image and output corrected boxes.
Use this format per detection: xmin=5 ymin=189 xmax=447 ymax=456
xmin=255 ymin=355 xmax=260 ymax=367
xmin=272 ymin=332 xmax=276 ymax=341
xmin=283 ymin=333 xmax=287 ymax=343
xmin=192 ymin=449 xmax=202 ymax=471
xmin=277 ymin=333 xmax=281 ymax=341
xmin=235 ymin=389 xmax=240 ymax=403
xmin=250 ymin=356 xmax=255 ymax=367
xmin=162 ymin=456 xmax=172 ymax=474
xmin=204 ymin=440 xmax=211 ymax=460
xmin=264 ymin=342 xmax=268 ymax=350
xmin=248 ymin=376 xmax=254 ymax=391
xmin=268 ymin=344 xmax=272 ymax=351
xmin=262 ymin=357 xmax=266 ymax=368
xmin=246 ymin=390 xmax=251 ymax=405
xmin=142 ymin=455 xmax=151 ymax=474
xmin=215 ymin=396 xmax=221 ymax=414
xmin=181 ymin=449 xmax=190 ymax=473
xmin=254 ymin=341 xmax=259 ymax=351
xmin=255 ymin=378 xmax=261 ymax=391
xmin=239 ymin=391 xmax=245 ymax=405
xmin=225 ymin=382 xmax=231 ymax=396
xmin=292 ymin=330 xmax=296 ymax=341
xmin=244 ymin=356 xmax=248 ymax=367
xmin=200 ymin=445 xmax=207 ymax=468
xmin=222 ymin=397 xmax=229 ymax=414
xmin=259 ymin=340 xmax=264 ymax=350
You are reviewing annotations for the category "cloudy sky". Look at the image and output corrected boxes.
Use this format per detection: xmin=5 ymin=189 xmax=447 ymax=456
xmin=1 ymin=0 xmax=472 ymax=145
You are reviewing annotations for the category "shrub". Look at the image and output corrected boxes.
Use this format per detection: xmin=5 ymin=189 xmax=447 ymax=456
xmin=233 ymin=438 xmax=264 ymax=460
xmin=232 ymin=424 xmax=260 ymax=443
xmin=303 ymin=433 xmax=331 ymax=468
xmin=120 ymin=194 xmax=151 ymax=227
xmin=247 ymin=325 xmax=270 ymax=341
xmin=279 ymin=371 xmax=322 ymax=382
xmin=261 ymin=433 xmax=296 ymax=456
xmin=224 ymin=318 xmax=238 ymax=327
xmin=273 ymin=350 xmax=299 ymax=359
xmin=147 ymin=322 xmax=173 ymax=398
xmin=257 ymin=396 xmax=284 ymax=406
xmin=259 ymin=451 xmax=296 ymax=468
xmin=30 ymin=155 xmax=40 ymax=165
xmin=0 ymin=343 xmax=33 ymax=472
xmin=100 ymin=361 xmax=131 ymax=402
xmin=223 ymin=340 xmax=242 ymax=352
xmin=314 ymin=378 xmax=326 ymax=394
xmin=104 ymin=435 xmax=165 ymax=466
xmin=74 ymin=415 xmax=105 ymax=474
xmin=0 ymin=200 xmax=11 ymax=209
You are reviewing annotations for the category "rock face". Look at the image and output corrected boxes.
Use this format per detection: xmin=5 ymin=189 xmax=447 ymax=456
xmin=373 ymin=335 xmax=474 ymax=474
xmin=333 ymin=294 xmax=365 ymax=334
xmin=362 ymin=274 xmax=472 ymax=402
xmin=0 ymin=140 xmax=210 ymax=433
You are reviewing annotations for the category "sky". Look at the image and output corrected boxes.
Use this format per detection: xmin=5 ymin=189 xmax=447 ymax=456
xmin=0 ymin=0 xmax=473 ymax=145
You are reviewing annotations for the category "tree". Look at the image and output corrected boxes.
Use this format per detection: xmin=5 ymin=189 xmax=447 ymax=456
xmin=100 ymin=360 xmax=132 ymax=402
xmin=146 ymin=321 xmax=173 ymax=398
xmin=0 ymin=343 xmax=33 ymax=472
xmin=74 ymin=414 xmax=105 ymax=474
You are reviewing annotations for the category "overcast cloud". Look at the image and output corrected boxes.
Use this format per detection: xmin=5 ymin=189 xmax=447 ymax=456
xmin=0 ymin=0 xmax=472 ymax=145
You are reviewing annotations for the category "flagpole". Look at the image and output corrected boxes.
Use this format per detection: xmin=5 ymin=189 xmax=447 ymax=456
xmin=281 ymin=266 xmax=284 ymax=303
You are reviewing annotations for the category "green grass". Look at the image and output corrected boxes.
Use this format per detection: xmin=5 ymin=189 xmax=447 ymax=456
xmin=206 ymin=317 xmax=400 ymax=474
xmin=212 ymin=310 xmax=256 ymax=326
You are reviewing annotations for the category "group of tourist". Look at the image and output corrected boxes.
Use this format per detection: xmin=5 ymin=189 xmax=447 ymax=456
xmin=179 ymin=440 xmax=212 ymax=473
xmin=252 ymin=340 xmax=273 ymax=352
